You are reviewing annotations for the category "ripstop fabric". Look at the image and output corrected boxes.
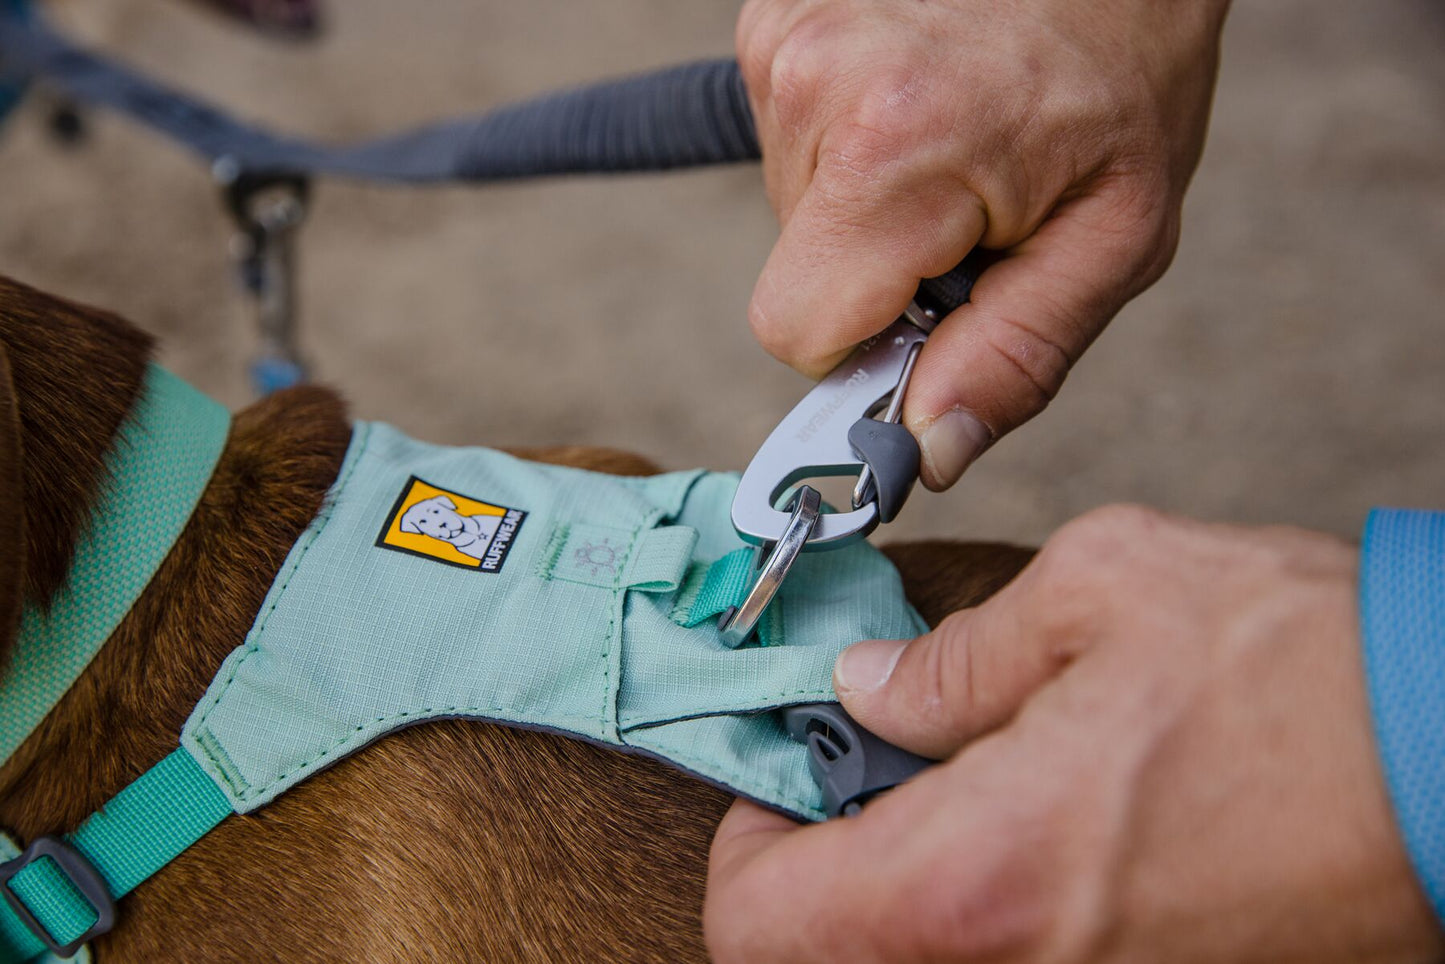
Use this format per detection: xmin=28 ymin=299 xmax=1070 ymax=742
xmin=181 ymin=420 xmax=928 ymax=822
xmin=1 ymin=372 xmax=928 ymax=961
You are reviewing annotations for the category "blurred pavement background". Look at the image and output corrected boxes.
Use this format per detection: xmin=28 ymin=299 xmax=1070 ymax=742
xmin=0 ymin=0 xmax=1441 ymax=547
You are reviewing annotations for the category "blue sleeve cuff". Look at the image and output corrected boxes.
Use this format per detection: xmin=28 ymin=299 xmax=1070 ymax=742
xmin=1360 ymin=507 xmax=1445 ymax=922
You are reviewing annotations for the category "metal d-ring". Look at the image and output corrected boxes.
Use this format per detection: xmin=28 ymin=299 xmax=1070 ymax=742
xmin=718 ymin=484 xmax=822 ymax=646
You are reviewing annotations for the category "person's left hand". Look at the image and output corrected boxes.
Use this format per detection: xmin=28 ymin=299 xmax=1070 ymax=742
xmin=705 ymin=506 xmax=1444 ymax=963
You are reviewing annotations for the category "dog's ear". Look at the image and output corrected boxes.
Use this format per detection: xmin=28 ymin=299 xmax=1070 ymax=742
xmin=400 ymin=517 xmax=421 ymax=534
xmin=0 ymin=341 xmax=24 ymax=666
xmin=435 ymin=496 xmax=457 ymax=510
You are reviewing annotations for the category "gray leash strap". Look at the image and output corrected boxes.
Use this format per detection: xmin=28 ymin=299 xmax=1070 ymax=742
xmin=0 ymin=11 xmax=759 ymax=181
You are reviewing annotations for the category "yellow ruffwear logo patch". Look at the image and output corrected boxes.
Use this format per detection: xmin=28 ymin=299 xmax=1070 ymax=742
xmin=376 ymin=476 xmax=526 ymax=572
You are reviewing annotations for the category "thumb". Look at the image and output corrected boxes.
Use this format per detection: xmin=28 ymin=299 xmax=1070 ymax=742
xmin=907 ymin=181 xmax=1174 ymax=489
xmin=833 ymin=593 xmax=1068 ymax=759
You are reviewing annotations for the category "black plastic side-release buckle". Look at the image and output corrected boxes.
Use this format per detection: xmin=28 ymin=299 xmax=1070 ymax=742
xmin=783 ymin=702 xmax=932 ymax=818
xmin=0 ymin=836 xmax=116 ymax=958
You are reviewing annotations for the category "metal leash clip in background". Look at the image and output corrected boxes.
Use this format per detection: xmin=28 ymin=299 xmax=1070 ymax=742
xmin=217 ymin=166 xmax=312 ymax=396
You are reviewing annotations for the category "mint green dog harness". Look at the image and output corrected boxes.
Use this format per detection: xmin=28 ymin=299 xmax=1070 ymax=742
xmin=0 ymin=367 xmax=926 ymax=961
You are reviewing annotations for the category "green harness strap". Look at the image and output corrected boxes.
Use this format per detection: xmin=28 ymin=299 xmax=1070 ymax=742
xmin=672 ymin=547 xmax=784 ymax=646
xmin=0 ymin=554 xmax=789 ymax=961
xmin=0 ymin=365 xmax=231 ymax=764
xmin=0 ymin=750 xmax=230 ymax=960
xmin=0 ymin=365 xmax=231 ymax=960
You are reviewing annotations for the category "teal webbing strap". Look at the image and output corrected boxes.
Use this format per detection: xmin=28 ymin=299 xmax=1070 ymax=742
xmin=0 ymin=835 xmax=89 ymax=964
xmin=0 ymin=365 xmax=231 ymax=766
xmin=671 ymin=548 xmax=781 ymax=647
xmin=0 ymin=748 xmax=233 ymax=960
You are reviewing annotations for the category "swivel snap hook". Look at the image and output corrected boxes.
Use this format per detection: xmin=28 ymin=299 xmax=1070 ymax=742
xmin=216 ymin=165 xmax=311 ymax=394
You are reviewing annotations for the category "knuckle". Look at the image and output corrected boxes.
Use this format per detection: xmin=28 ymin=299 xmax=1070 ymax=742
xmin=1045 ymin=504 xmax=1169 ymax=581
xmin=981 ymin=316 xmax=1076 ymax=417
xmin=1120 ymin=210 xmax=1180 ymax=292
xmin=767 ymin=13 xmax=841 ymax=129
xmin=735 ymin=0 xmax=801 ymax=96
xmin=1148 ymin=212 xmax=1183 ymax=276
xmin=820 ymin=78 xmax=926 ymax=180
xmin=1064 ymin=502 xmax=1166 ymax=547
xmin=746 ymin=292 xmax=796 ymax=362
xmin=737 ymin=35 xmax=774 ymax=98
xmin=895 ymin=836 xmax=1053 ymax=959
xmin=1095 ymin=164 xmax=1181 ymax=288
xmin=1079 ymin=502 xmax=1169 ymax=537
xmin=921 ymin=615 xmax=980 ymax=729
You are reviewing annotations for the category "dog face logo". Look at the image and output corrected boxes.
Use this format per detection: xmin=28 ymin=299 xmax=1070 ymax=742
xmin=400 ymin=495 xmax=491 ymax=546
xmin=377 ymin=477 xmax=526 ymax=572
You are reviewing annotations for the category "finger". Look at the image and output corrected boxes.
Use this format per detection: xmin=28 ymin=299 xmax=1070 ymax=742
xmin=749 ymin=161 xmax=988 ymax=379
xmin=834 ymin=565 xmax=1079 ymax=759
xmin=736 ymin=0 xmax=819 ymax=222
xmin=705 ymin=799 xmax=863 ymax=963
xmin=707 ymin=797 xmax=801 ymax=886
xmin=707 ymin=758 xmax=1017 ymax=962
xmin=734 ymin=0 xmax=793 ymax=105
xmin=905 ymin=178 xmax=1173 ymax=489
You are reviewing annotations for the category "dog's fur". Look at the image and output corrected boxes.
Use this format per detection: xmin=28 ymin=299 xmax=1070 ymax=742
xmin=0 ymin=274 xmax=1033 ymax=962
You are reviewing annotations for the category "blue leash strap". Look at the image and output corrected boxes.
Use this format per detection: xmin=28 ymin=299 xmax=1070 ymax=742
xmin=0 ymin=10 xmax=758 ymax=182
xmin=0 ymin=0 xmax=29 ymax=126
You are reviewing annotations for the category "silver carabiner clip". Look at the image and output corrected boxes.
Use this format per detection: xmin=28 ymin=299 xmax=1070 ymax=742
xmin=730 ymin=304 xmax=936 ymax=552
xmin=723 ymin=258 xmax=987 ymax=643
xmin=717 ymin=484 xmax=821 ymax=646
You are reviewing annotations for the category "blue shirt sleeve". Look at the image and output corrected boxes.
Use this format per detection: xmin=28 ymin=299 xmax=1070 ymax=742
xmin=1360 ymin=507 xmax=1445 ymax=922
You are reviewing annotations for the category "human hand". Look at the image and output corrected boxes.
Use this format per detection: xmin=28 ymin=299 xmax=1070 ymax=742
xmin=737 ymin=0 xmax=1230 ymax=488
xmin=706 ymin=506 xmax=1444 ymax=963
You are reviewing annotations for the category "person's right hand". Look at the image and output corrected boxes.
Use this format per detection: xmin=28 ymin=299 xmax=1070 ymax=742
xmin=737 ymin=0 xmax=1231 ymax=488
xmin=707 ymin=507 xmax=1444 ymax=963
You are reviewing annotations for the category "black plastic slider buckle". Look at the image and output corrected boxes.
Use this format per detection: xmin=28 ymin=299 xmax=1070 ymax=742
xmin=0 ymin=836 xmax=116 ymax=958
xmin=783 ymin=703 xmax=932 ymax=818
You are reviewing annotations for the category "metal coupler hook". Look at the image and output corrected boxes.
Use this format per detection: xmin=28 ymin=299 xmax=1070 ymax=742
xmin=216 ymin=162 xmax=311 ymax=395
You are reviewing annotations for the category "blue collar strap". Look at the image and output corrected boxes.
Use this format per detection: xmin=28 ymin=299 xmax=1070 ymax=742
xmin=0 ymin=365 xmax=231 ymax=767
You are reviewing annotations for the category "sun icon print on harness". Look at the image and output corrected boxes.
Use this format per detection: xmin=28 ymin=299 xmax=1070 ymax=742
xmin=573 ymin=539 xmax=622 ymax=579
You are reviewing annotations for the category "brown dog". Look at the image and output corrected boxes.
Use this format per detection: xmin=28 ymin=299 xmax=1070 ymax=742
xmin=0 ymin=274 xmax=1032 ymax=962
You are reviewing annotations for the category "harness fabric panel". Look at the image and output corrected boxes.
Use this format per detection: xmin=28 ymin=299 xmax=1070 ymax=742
xmin=182 ymin=422 xmax=926 ymax=821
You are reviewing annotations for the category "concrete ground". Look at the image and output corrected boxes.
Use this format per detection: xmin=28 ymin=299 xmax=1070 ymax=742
xmin=1 ymin=0 xmax=1441 ymax=549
